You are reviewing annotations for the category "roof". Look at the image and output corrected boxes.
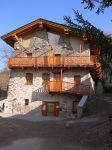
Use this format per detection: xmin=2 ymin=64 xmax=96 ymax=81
xmin=1 ymin=18 xmax=69 ymax=47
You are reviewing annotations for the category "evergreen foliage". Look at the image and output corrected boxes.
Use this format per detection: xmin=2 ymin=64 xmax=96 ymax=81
xmin=64 ymin=10 xmax=112 ymax=54
xmin=81 ymin=0 xmax=112 ymax=14
xmin=64 ymin=11 xmax=112 ymax=84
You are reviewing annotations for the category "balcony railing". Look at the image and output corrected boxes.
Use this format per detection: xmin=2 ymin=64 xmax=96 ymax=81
xmin=8 ymin=56 xmax=97 ymax=69
xmin=47 ymin=81 xmax=90 ymax=95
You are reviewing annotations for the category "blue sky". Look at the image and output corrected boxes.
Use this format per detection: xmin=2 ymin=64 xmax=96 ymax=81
xmin=0 ymin=0 xmax=112 ymax=70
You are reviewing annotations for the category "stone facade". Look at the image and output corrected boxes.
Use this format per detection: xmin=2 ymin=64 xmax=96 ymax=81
xmin=7 ymin=68 xmax=94 ymax=115
xmin=13 ymin=29 xmax=90 ymax=57
xmin=6 ymin=28 xmax=94 ymax=116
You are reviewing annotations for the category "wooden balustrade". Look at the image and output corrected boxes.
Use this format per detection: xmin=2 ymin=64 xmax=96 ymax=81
xmin=47 ymin=81 xmax=90 ymax=95
xmin=8 ymin=56 xmax=97 ymax=69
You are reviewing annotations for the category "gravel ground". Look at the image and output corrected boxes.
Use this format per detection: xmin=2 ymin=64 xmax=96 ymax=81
xmin=0 ymin=96 xmax=112 ymax=150
xmin=0 ymin=116 xmax=111 ymax=150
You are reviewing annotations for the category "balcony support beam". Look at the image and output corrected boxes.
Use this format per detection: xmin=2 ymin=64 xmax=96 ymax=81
xmin=38 ymin=21 xmax=44 ymax=29
xmin=60 ymin=68 xmax=63 ymax=93
xmin=64 ymin=28 xmax=69 ymax=37
xmin=12 ymin=34 xmax=19 ymax=42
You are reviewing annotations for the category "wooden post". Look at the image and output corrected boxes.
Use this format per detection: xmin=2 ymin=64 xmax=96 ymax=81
xmin=80 ymin=45 xmax=82 ymax=66
xmin=53 ymin=54 xmax=54 ymax=69
xmin=60 ymin=68 xmax=63 ymax=93
xmin=12 ymin=34 xmax=19 ymax=42
xmin=48 ymin=45 xmax=54 ymax=68
xmin=47 ymin=81 xmax=50 ymax=93
xmin=64 ymin=28 xmax=69 ymax=37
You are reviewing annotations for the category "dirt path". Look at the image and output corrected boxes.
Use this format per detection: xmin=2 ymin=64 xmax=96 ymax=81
xmin=0 ymin=95 xmax=112 ymax=150
xmin=0 ymin=116 xmax=111 ymax=150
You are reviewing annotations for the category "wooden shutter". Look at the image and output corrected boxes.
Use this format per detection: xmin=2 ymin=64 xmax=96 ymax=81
xmin=42 ymin=101 xmax=47 ymax=116
xmin=42 ymin=73 xmax=50 ymax=84
xmin=26 ymin=73 xmax=33 ymax=85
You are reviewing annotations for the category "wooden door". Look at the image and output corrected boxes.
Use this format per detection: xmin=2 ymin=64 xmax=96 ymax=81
xmin=54 ymin=102 xmax=60 ymax=116
xmin=47 ymin=103 xmax=55 ymax=116
xmin=53 ymin=73 xmax=61 ymax=92
xmin=42 ymin=101 xmax=47 ymax=116
xmin=42 ymin=102 xmax=59 ymax=117
xmin=42 ymin=73 xmax=50 ymax=85
xmin=48 ymin=52 xmax=54 ymax=67
xmin=54 ymin=54 xmax=61 ymax=67
xmin=72 ymin=101 xmax=79 ymax=114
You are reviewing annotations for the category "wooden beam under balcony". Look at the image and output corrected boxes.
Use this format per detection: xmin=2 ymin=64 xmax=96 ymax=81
xmin=64 ymin=28 xmax=69 ymax=37
xmin=12 ymin=34 xmax=19 ymax=42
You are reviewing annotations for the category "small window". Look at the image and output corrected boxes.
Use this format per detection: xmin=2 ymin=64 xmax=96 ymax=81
xmin=27 ymin=53 xmax=32 ymax=57
xmin=42 ymin=73 xmax=50 ymax=84
xmin=54 ymin=54 xmax=61 ymax=56
xmin=25 ymin=99 xmax=29 ymax=105
xmin=26 ymin=73 xmax=33 ymax=85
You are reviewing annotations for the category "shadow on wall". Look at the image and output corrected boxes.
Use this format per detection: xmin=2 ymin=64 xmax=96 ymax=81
xmin=11 ymin=100 xmax=42 ymax=115
xmin=0 ymin=90 xmax=7 ymax=101
xmin=31 ymin=90 xmax=79 ymax=103
xmin=31 ymin=75 xmax=94 ymax=102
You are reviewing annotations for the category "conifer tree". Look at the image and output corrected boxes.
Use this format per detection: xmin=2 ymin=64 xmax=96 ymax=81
xmin=81 ymin=0 xmax=112 ymax=14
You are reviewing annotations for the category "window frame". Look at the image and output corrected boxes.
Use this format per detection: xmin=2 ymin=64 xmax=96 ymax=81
xmin=42 ymin=73 xmax=50 ymax=85
xmin=25 ymin=73 xmax=33 ymax=85
xmin=26 ymin=53 xmax=32 ymax=57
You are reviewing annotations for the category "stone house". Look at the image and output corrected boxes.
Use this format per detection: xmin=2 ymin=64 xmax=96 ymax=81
xmin=1 ymin=18 xmax=102 ymax=116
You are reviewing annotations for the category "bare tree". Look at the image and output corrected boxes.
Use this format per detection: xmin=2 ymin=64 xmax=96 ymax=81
xmin=0 ymin=45 xmax=13 ymax=70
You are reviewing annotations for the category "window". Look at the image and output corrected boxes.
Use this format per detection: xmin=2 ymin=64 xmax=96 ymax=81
xmin=26 ymin=73 xmax=33 ymax=85
xmin=42 ymin=73 xmax=50 ymax=84
xmin=27 ymin=53 xmax=32 ymax=57
xmin=74 ymin=75 xmax=81 ymax=86
xmin=54 ymin=54 xmax=61 ymax=56
xmin=25 ymin=99 xmax=29 ymax=105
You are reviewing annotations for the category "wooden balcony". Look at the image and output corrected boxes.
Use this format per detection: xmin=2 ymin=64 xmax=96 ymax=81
xmin=47 ymin=81 xmax=90 ymax=95
xmin=8 ymin=56 xmax=97 ymax=69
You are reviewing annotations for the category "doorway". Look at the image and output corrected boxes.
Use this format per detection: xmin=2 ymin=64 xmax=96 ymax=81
xmin=72 ymin=101 xmax=79 ymax=114
xmin=42 ymin=101 xmax=59 ymax=117
xmin=53 ymin=73 xmax=61 ymax=92
xmin=54 ymin=54 xmax=61 ymax=66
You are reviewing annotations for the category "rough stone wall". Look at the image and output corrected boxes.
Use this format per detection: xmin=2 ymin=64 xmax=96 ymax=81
xmin=7 ymin=68 xmax=94 ymax=114
xmin=13 ymin=29 xmax=90 ymax=57
xmin=62 ymin=69 xmax=94 ymax=94
xmin=13 ymin=29 xmax=49 ymax=57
